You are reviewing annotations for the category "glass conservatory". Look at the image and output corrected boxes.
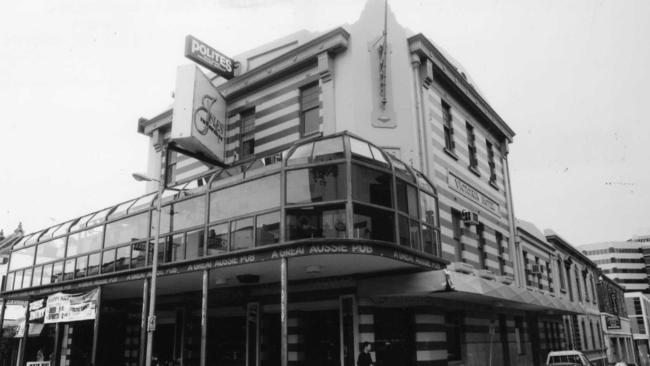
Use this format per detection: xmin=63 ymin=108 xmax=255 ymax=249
xmin=3 ymin=132 xmax=443 ymax=293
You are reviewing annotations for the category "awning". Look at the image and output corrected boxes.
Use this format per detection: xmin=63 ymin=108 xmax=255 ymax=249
xmin=358 ymin=270 xmax=599 ymax=315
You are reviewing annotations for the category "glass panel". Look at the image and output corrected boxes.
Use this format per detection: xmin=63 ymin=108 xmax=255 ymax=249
xmin=302 ymin=108 xmax=319 ymax=135
xmin=14 ymin=235 xmax=33 ymax=249
xmin=210 ymin=174 xmax=281 ymax=222
xmin=207 ymin=223 xmax=228 ymax=255
xmin=286 ymin=164 xmax=345 ymax=204
xmin=108 ymin=200 xmax=136 ymax=219
xmin=397 ymin=181 xmax=418 ymax=217
xmin=32 ymin=266 xmax=43 ymax=287
xmin=416 ymin=173 xmax=435 ymax=193
xmin=39 ymin=225 xmax=62 ymax=242
xmin=389 ymin=156 xmax=414 ymax=182
xmin=286 ymin=205 xmax=346 ymax=240
xmin=256 ymin=211 xmax=280 ymax=246
xmin=10 ymin=246 xmax=36 ymax=271
xmin=105 ymin=212 xmax=149 ymax=248
xmin=286 ymin=142 xmax=313 ymax=166
xmin=22 ymin=268 xmax=32 ymax=289
xmin=422 ymin=224 xmax=435 ymax=255
xmin=410 ymin=219 xmax=421 ymax=250
xmin=67 ymin=226 xmax=103 ymax=256
xmin=25 ymin=231 xmax=44 ymax=246
xmin=420 ymin=193 xmax=438 ymax=226
xmin=76 ymin=256 xmax=88 ymax=278
xmin=369 ymin=145 xmax=389 ymax=165
xmin=102 ymin=249 xmax=116 ymax=273
xmin=398 ymin=215 xmax=409 ymax=247
xmin=64 ymin=259 xmax=75 ymax=281
xmin=353 ymin=204 xmax=395 ymax=242
xmin=170 ymin=234 xmax=185 ymax=262
xmin=14 ymin=271 xmax=23 ymax=290
xmin=86 ymin=207 xmax=114 ymax=228
xmin=350 ymin=138 xmax=373 ymax=161
xmin=154 ymin=236 xmax=174 ymax=264
xmin=231 ymin=217 xmax=254 ymax=251
xmin=131 ymin=242 xmax=147 ymax=268
xmin=52 ymin=261 xmax=64 ymax=283
xmin=351 ymin=164 xmax=393 ymax=208
xmin=129 ymin=192 xmax=157 ymax=213
xmin=116 ymin=246 xmax=131 ymax=271
xmin=70 ymin=213 xmax=94 ymax=232
xmin=312 ymin=137 xmax=345 ymax=163
xmin=185 ymin=229 xmax=204 ymax=260
xmin=153 ymin=196 xmax=205 ymax=235
xmin=41 ymin=264 xmax=53 ymax=285
xmin=5 ymin=272 xmax=14 ymax=291
xmin=35 ymin=238 xmax=66 ymax=265
xmin=51 ymin=220 xmax=76 ymax=238
xmin=88 ymin=254 xmax=100 ymax=276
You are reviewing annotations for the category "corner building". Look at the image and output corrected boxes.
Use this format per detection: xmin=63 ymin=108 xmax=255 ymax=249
xmin=0 ymin=2 xmax=592 ymax=366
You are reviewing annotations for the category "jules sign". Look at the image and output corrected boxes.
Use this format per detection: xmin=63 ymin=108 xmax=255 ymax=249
xmin=184 ymin=35 xmax=234 ymax=80
xmin=171 ymin=64 xmax=226 ymax=163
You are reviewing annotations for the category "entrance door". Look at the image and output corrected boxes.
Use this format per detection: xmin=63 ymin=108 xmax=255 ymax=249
xmin=374 ymin=308 xmax=415 ymax=366
xmin=304 ymin=310 xmax=340 ymax=366
xmin=68 ymin=322 xmax=93 ymax=366
xmin=207 ymin=316 xmax=246 ymax=366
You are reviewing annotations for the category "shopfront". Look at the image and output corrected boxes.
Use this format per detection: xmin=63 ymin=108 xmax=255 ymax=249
xmin=1 ymin=132 xmax=446 ymax=366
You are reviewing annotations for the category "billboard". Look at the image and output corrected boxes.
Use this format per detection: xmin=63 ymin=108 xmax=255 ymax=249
xmin=171 ymin=64 xmax=226 ymax=163
xmin=44 ymin=288 xmax=99 ymax=323
xmin=184 ymin=35 xmax=235 ymax=80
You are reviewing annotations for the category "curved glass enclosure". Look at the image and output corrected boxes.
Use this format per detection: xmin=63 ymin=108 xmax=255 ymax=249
xmin=3 ymin=132 xmax=441 ymax=292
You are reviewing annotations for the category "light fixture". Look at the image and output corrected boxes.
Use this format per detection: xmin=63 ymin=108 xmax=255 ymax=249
xmin=306 ymin=265 xmax=321 ymax=274
xmin=132 ymin=172 xmax=159 ymax=183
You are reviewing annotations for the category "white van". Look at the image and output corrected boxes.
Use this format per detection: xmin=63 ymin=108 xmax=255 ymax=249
xmin=546 ymin=350 xmax=594 ymax=366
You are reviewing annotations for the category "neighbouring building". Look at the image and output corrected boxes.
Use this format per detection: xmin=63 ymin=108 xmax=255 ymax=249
xmin=0 ymin=2 xmax=605 ymax=366
xmin=597 ymin=273 xmax=636 ymax=365
xmin=581 ymin=237 xmax=650 ymax=293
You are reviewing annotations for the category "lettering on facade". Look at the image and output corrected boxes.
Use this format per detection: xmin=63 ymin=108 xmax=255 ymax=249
xmin=447 ymin=172 xmax=500 ymax=216
xmin=271 ymin=246 xmax=305 ymax=258
xmin=184 ymin=35 xmax=234 ymax=79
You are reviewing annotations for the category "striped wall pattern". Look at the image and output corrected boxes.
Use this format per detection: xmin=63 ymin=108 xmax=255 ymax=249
xmin=288 ymin=311 xmax=305 ymax=366
xmin=581 ymin=241 xmax=649 ymax=292
xmin=124 ymin=323 xmax=140 ymax=366
xmin=423 ymin=85 xmax=513 ymax=277
xmin=61 ymin=324 xmax=72 ymax=366
xmin=522 ymin=250 xmax=552 ymax=292
xmin=414 ymin=308 xmax=447 ymax=366
xmin=358 ymin=300 xmax=375 ymax=360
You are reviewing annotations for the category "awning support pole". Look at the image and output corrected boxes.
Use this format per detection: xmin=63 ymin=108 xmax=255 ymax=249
xmin=200 ymin=269 xmax=209 ymax=366
xmin=280 ymin=257 xmax=288 ymax=366
xmin=140 ymin=278 xmax=150 ymax=366
xmin=91 ymin=286 xmax=102 ymax=366
xmin=53 ymin=323 xmax=61 ymax=366
xmin=16 ymin=297 xmax=31 ymax=366
xmin=0 ymin=300 xmax=5 ymax=339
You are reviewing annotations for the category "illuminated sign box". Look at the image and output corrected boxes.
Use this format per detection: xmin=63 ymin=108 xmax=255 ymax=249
xmin=184 ymin=35 xmax=234 ymax=80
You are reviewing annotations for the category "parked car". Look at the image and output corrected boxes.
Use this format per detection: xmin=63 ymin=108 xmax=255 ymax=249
xmin=546 ymin=350 xmax=593 ymax=366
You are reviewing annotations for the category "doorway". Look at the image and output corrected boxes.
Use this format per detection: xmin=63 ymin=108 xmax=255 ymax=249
xmin=304 ymin=310 xmax=340 ymax=366
xmin=373 ymin=308 xmax=415 ymax=366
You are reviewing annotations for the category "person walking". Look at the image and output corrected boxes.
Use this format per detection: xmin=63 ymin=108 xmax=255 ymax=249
xmin=357 ymin=342 xmax=374 ymax=366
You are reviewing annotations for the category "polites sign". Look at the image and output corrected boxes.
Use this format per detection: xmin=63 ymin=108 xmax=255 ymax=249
xmin=184 ymin=35 xmax=235 ymax=80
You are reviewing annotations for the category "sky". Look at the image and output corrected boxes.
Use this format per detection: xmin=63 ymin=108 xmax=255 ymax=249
xmin=0 ymin=0 xmax=648 ymax=246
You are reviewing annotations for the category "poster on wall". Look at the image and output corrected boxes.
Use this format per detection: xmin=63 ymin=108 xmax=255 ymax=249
xmin=44 ymin=288 xmax=99 ymax=324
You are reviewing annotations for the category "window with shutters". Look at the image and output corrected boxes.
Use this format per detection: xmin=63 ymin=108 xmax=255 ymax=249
xmin=442 ymin=100 xmax=455 ymax=154
xmin=239 ymin=108 xmax=255 ymax=159
xmin=300 ymin=83 xmax=320 ymax=136
xmin=466 ymin=122 xmax=479 ymax=175
xmin=486 ymin=140 xmax=497 ymax=187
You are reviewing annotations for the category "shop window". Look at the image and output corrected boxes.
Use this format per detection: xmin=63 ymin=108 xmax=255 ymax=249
xmin=239 ymin=108 xmax=255 ymax=159
xmin=64 ymin=259 xmax=75 ymax=281
xmin=300 ymin=83 xmax=320 ymax=136
xmin=22 ymin=268 xmax=32 ymax=288
xmin=116 ymin=245 xmax=131 ymax=271
xmin=353 ymin=204 xmax=395 ymax=242
xmin=466 ymin=122 xmax=478 ymax=172
xmin=396 ymin=179 xmax=418 ymax=217
xmin=351 ymin=164 xmax=393 ymax=208
xmin=442 ymin=100 xmax=455 ymax=152
xmin=286 ymin=205 xmax=346 ymax=240
xmin=131 ymin=242 xmax=147 ymax=268
xmin=52 ymin=261 xmax=64 ymax=283
xmin=155 ymin=196 xmax=206 ymax=236
xmin=67 ymin=226 xmax=103 ymax=256
xmin=88 ymin=253 xmax=101 ymax=276
xmin=207 ymin=223 xmax=229 ymax=254
xmin=446 ymin=312 xmax=463 ymax=361
xmin=487 ymin=140 xmax=497 ymax=186
xmin=104 ymin=212 xmax=149 ymax=248
xmin=35 ymin=238 xmax=66 ymax=265
xmin=186 ymin=229 xmax=205 ymax=259
xmin=13 ymin=271 xmax=23 ymax=290
xmin=9 ymin=245 xmax=35 ymax=271
xmin=210 ymin=174 xmax=281 ymax=222
xmin=32 ymin=266 xmax=42 ymax=287
xmin=231 ymin=217 xmax=254 ymax=251
xmin=5 ymin=272 xmax=14 ymax=291
xmin=75 ymin=256 xmax=88 ymax=278
xmin=102 ymin=249 xmax=116 ymax=273
xmin=286 ymin=164 xmax=345 ymax=204
xmin=256 ymin=211 xmax=280 ymax=246
xmin=41 ymin=264 xmax=53 ymax=285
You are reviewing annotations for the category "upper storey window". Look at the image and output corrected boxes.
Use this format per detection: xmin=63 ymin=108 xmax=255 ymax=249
xmin=487 ymin=140 xmax=497 ymax=187
xmin=240 ymin=108 xmax=255 ymax=159
xmin=300 ymin=83 xmax=319 ymax=136
xmin=442 ymin=100 xmax=455 ymax=153
xmin=466 ymin=122 xmax=478 ymax=174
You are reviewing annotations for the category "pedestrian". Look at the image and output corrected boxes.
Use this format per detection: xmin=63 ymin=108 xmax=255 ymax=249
xmin=357 ymin=342 xmax=374 ymax=366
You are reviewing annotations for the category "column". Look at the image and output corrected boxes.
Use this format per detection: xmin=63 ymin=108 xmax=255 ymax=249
xmin=91 ymin=286 xmax=102 ymax=366
xmin=201 ymin=269 xmax=209 ymax=366
xmin=281 ymin=258 xmax=288 ymax=366
xmin=140 ymin=279 xmax=150 ymax=366
xmin=16 ymin=298 xmax=30 ymax=366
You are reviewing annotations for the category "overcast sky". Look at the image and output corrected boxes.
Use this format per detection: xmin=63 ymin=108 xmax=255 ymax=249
xmin=1 ymin=0 xmax=648 ymax=246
